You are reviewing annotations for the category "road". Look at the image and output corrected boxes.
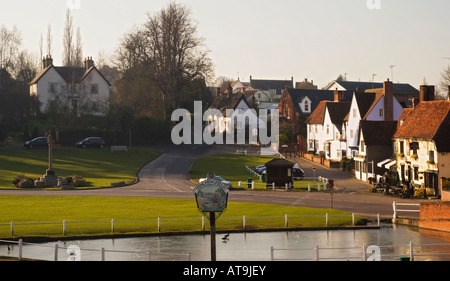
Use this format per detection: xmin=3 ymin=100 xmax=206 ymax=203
xmin=0 ymin=144 xmax=421 ymax=219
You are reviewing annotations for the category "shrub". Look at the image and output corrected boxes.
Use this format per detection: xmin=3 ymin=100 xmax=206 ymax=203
xmin=13 ymin=175 xmax=34 ymax=187
xmin=65 ymin=175 xmax=87 ymax=187
xmin=18 ymin=179 xmax=35 ymax=188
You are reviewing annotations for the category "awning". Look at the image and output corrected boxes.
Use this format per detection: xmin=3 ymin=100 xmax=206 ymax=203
xmin=377 ymin=159 xmax=391 ymax=168
xmin=377 ymin=159 xmax=396 ymax=169
xmin=384 ymin=160 xmax=396 ymax=169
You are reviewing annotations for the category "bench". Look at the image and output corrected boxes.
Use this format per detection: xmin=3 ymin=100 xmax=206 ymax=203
xmin=111 ymin=145 xmax=128 ymax=152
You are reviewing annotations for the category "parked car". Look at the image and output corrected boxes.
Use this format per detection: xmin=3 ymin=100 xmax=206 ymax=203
xmin=199 ymin=174 xmax=233 ymax=188
xmin=24 ymin=137 xmax=48 ymax=149
xmin=255 ymin=165 xmax=266 ymax=174
xmin=293 ymin=163 xmax=305 ymax=179
xmin=76 ymin=137 xmax=105 ymax=148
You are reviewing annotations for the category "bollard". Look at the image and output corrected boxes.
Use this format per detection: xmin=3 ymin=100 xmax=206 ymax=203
xmin=111 ymin=219 xmax=115 ymax=233
xmin=158 ymin=217 xmax=161 ymax=232
xmin=285 ymin=183 xmax=288 ymax=191
xmin=54 ymin=243 xmax=59 ymax=261
xmin=238 ymin=181 xmax=241 ymax=188
xmin=10 ymin=221 xmax=13 ymax=236
xmin=285 ymin=214 xmax=288 ymax=228
xmin=308 ymin=183 xmax=311 ymax=192
xmin=101 ymin=247 xmax=106 ymax=261
xmin=252 ymin=182 xmax=255 ymax=189
xmin=63 ymin=220 xmax=66 ymax=235
xmin=317 ymin=183 xmax=320 ymax=191
xmin=352 ymin=213 xmax=355 ymax=226
xmin=243 ymin=216 xmax=246 ymax=230
xmin=272 ymin=182 xmax=275 ymax=190
xmin=202 ymin=216 xmax=205 ymax=231
xmin=377 ymin=213 xmax=380 ymax=226
xmin=326 ymin=213 xmax=329 ymax=226
xmin=18 ymin=239 xmax=22 ymax=260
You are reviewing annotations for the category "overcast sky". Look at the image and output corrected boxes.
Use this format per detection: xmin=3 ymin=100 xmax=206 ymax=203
xmin=1 ymin=0 xmax=450 ymax=89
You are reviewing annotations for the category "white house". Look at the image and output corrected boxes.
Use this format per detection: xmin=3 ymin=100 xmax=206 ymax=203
xmin=393 ymin=87 xmax=450 ymax=198
xmin=29 ymin=56 xmax=111 ymax=116
xmin=345 ymin=79 xmax=403 ymax=158
xmin=305 ymin=91 xmax=350 ymax=160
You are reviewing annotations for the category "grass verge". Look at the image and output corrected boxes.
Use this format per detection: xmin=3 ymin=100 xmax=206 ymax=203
xmin=0 ymin=148 xmax=159 ymax=189
xmin=0 ymin=195 xmax=366 ymax=240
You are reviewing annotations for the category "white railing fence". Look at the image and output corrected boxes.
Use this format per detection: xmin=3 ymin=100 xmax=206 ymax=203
xmin=271 ymin=241 xmax=450 ymax=261
xmin=393 ymin=201 xmax=420 ymax=219
xmin=0 ymin=239 xmax=191 ymax=261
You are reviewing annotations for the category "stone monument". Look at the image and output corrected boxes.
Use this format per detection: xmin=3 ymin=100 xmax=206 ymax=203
xmin=42 ymin=133 xmax=58 ymax=187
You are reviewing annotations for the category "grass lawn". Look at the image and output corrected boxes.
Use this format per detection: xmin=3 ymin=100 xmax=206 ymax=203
xmin=0 ymin=195 xmax=365 ymax=239
xmin=0 ymin=148 xmax=159 ymax=188
xmin=189 ymin=154 xmax=318 ymax=191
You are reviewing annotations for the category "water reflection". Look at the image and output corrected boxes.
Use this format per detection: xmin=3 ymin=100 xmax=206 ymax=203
xmin=5 ymin=224 xmax=450 ymax=261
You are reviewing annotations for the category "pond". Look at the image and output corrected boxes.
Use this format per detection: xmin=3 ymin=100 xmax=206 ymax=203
xmin=4 ymin=224 xmax=450 ymax=261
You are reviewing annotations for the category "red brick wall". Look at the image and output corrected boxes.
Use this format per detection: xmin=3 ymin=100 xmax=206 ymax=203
xmin=419 ymin=201 xmax=450 ymax=232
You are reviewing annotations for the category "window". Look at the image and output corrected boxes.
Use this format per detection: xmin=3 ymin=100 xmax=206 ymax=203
xmin=353 ymin=108 xmax=357 ymax=118
xmin=399 ymin=141 xmax=404 ymax=154
xmin=48 ymin=82 xmax=57 ymax=94
xmin=90 ymin=84 xmax=99 ymax=94
xmin=326 ymin=125 xmax=330 ymax=135
xmin=379 ymin=108 xmax=384 ymax=117
xmin=304 ymin=101 xmax=309 ymax=112
xmin=429 ymin=151 xmax=435 ymax=163
xmin=350 ymin=129 xmax=354 ymax=139
xmin=414 ymin=166 xmax=419 ymax=180
xmin=410 ymin=142 xmax=419 ymax=155
xmin=361 ymin=140 xmax=365 ymax=152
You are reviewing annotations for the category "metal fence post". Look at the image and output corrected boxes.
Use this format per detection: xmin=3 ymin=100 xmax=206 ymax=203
xmin=54 ymin=243 xmax=59 ymax=261
xmin=326 ymin=213 xmax=329 ymax=226
xmin=393 ymin=201 xmax=397 ymax=219
xmin=285 ymin=214 xmax=288 ymax=228
xmin=10 ymin=221 xmax=13 ymax=236
xmin=18 ymin=239 xmax=22 ymax=260
xmin=352 ymin=213 xmax=355 ymax=226
xmin=315 ymin=245 xmax=319 ymax=261
xmin=409 ymin=241 xmax=414 ymax=261
xmin=243 ymin=216 xmax=246 ymax=230
xmin=158 ymin=217 xmax=161 ymax=232
xmin=101 ymin=247 xmax=105 ymax=261
xmin=63 ymin=220 xmax=66 ymax=235
xmin=377 ymin=213 xmax=380 ymax=226
xmin=111 ymin=219 xmax=115 ymax=233
xmin=202 ymin=216 xmax=205 ymax=231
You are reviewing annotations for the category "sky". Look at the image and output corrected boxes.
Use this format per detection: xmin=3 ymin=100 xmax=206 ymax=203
xmin=1 ymin=0 xmax=450 ymax=90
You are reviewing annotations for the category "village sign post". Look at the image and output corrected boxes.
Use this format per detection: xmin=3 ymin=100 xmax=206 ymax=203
xmin=194 ymin=173 xmax=229 ymax=261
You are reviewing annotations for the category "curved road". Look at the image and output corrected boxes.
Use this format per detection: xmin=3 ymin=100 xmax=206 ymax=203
xmin=0 ymin=144 xmax=420 ymax=219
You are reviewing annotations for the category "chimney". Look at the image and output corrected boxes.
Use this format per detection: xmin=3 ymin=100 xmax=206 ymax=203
xmin=419 ymin=85 xmax=435 ymax=102
xmin=84 ymin=57 xmax=94 ymax=70
xmin=42 ymin=55 xmax=53 ymax=69
xmin=334 ymin=89 xmax=344 ymax=102
xmin=383 ymin=79 xmax=393 ymax=121
xmin=227 ymin=84 xmax=232 ymax=98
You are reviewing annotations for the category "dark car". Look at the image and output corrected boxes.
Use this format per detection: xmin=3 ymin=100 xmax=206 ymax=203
xmin=76 ymin=137 xmax=105 ymax=148
xmin=24 ymin=137 xmax=48 ymax=149
xmin=293 ymin=167 xmax=305 ymax=179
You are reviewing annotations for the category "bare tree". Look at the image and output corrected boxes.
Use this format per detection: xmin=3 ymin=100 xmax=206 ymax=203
xmin=74 ymin=27 xmax=83 ymax=67
xmin=115 ymin=2 xmax=214 ymax=119
xmin=0 ymin=25 xmax=22 ymax=71
xmin=62 ymin=9 xmax=74 ymax=67
xmin=438 ymin=65 xmax=450 ymax=100
xmin=46 ymin=24 xmax=53 ymax=57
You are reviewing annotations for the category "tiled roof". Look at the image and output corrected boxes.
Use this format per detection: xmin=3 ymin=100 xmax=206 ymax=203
xmin=360 ymin=120 xmax=398 ymax=146
xmin=393 ymin=100 xmax=450 ymax=152
xmin=305 ymin=100 xmax=328 ymax=124
xmin=29 ymin=65 xmax=111 ymax=86
xmin=329 ymin=80 xmax=419 ymax=96
xmin=286 ymin=88 xmax=352 ymax=116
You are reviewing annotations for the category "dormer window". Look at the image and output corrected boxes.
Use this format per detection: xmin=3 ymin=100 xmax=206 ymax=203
xmin=304 ymin=100 xmax=309 ymax=112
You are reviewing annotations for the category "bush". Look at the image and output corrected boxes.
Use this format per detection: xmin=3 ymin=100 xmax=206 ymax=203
xmin=13 ymin=175 xmax=34 ymax=188
xmin=17 ymin=179 xmax=35 ymax=188
xmin=65 ymin=175 xmax=87 ymax=187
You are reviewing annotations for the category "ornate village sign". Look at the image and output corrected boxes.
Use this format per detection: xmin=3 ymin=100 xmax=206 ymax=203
xmin=194 ymin=173 xmax=229 ymax=261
